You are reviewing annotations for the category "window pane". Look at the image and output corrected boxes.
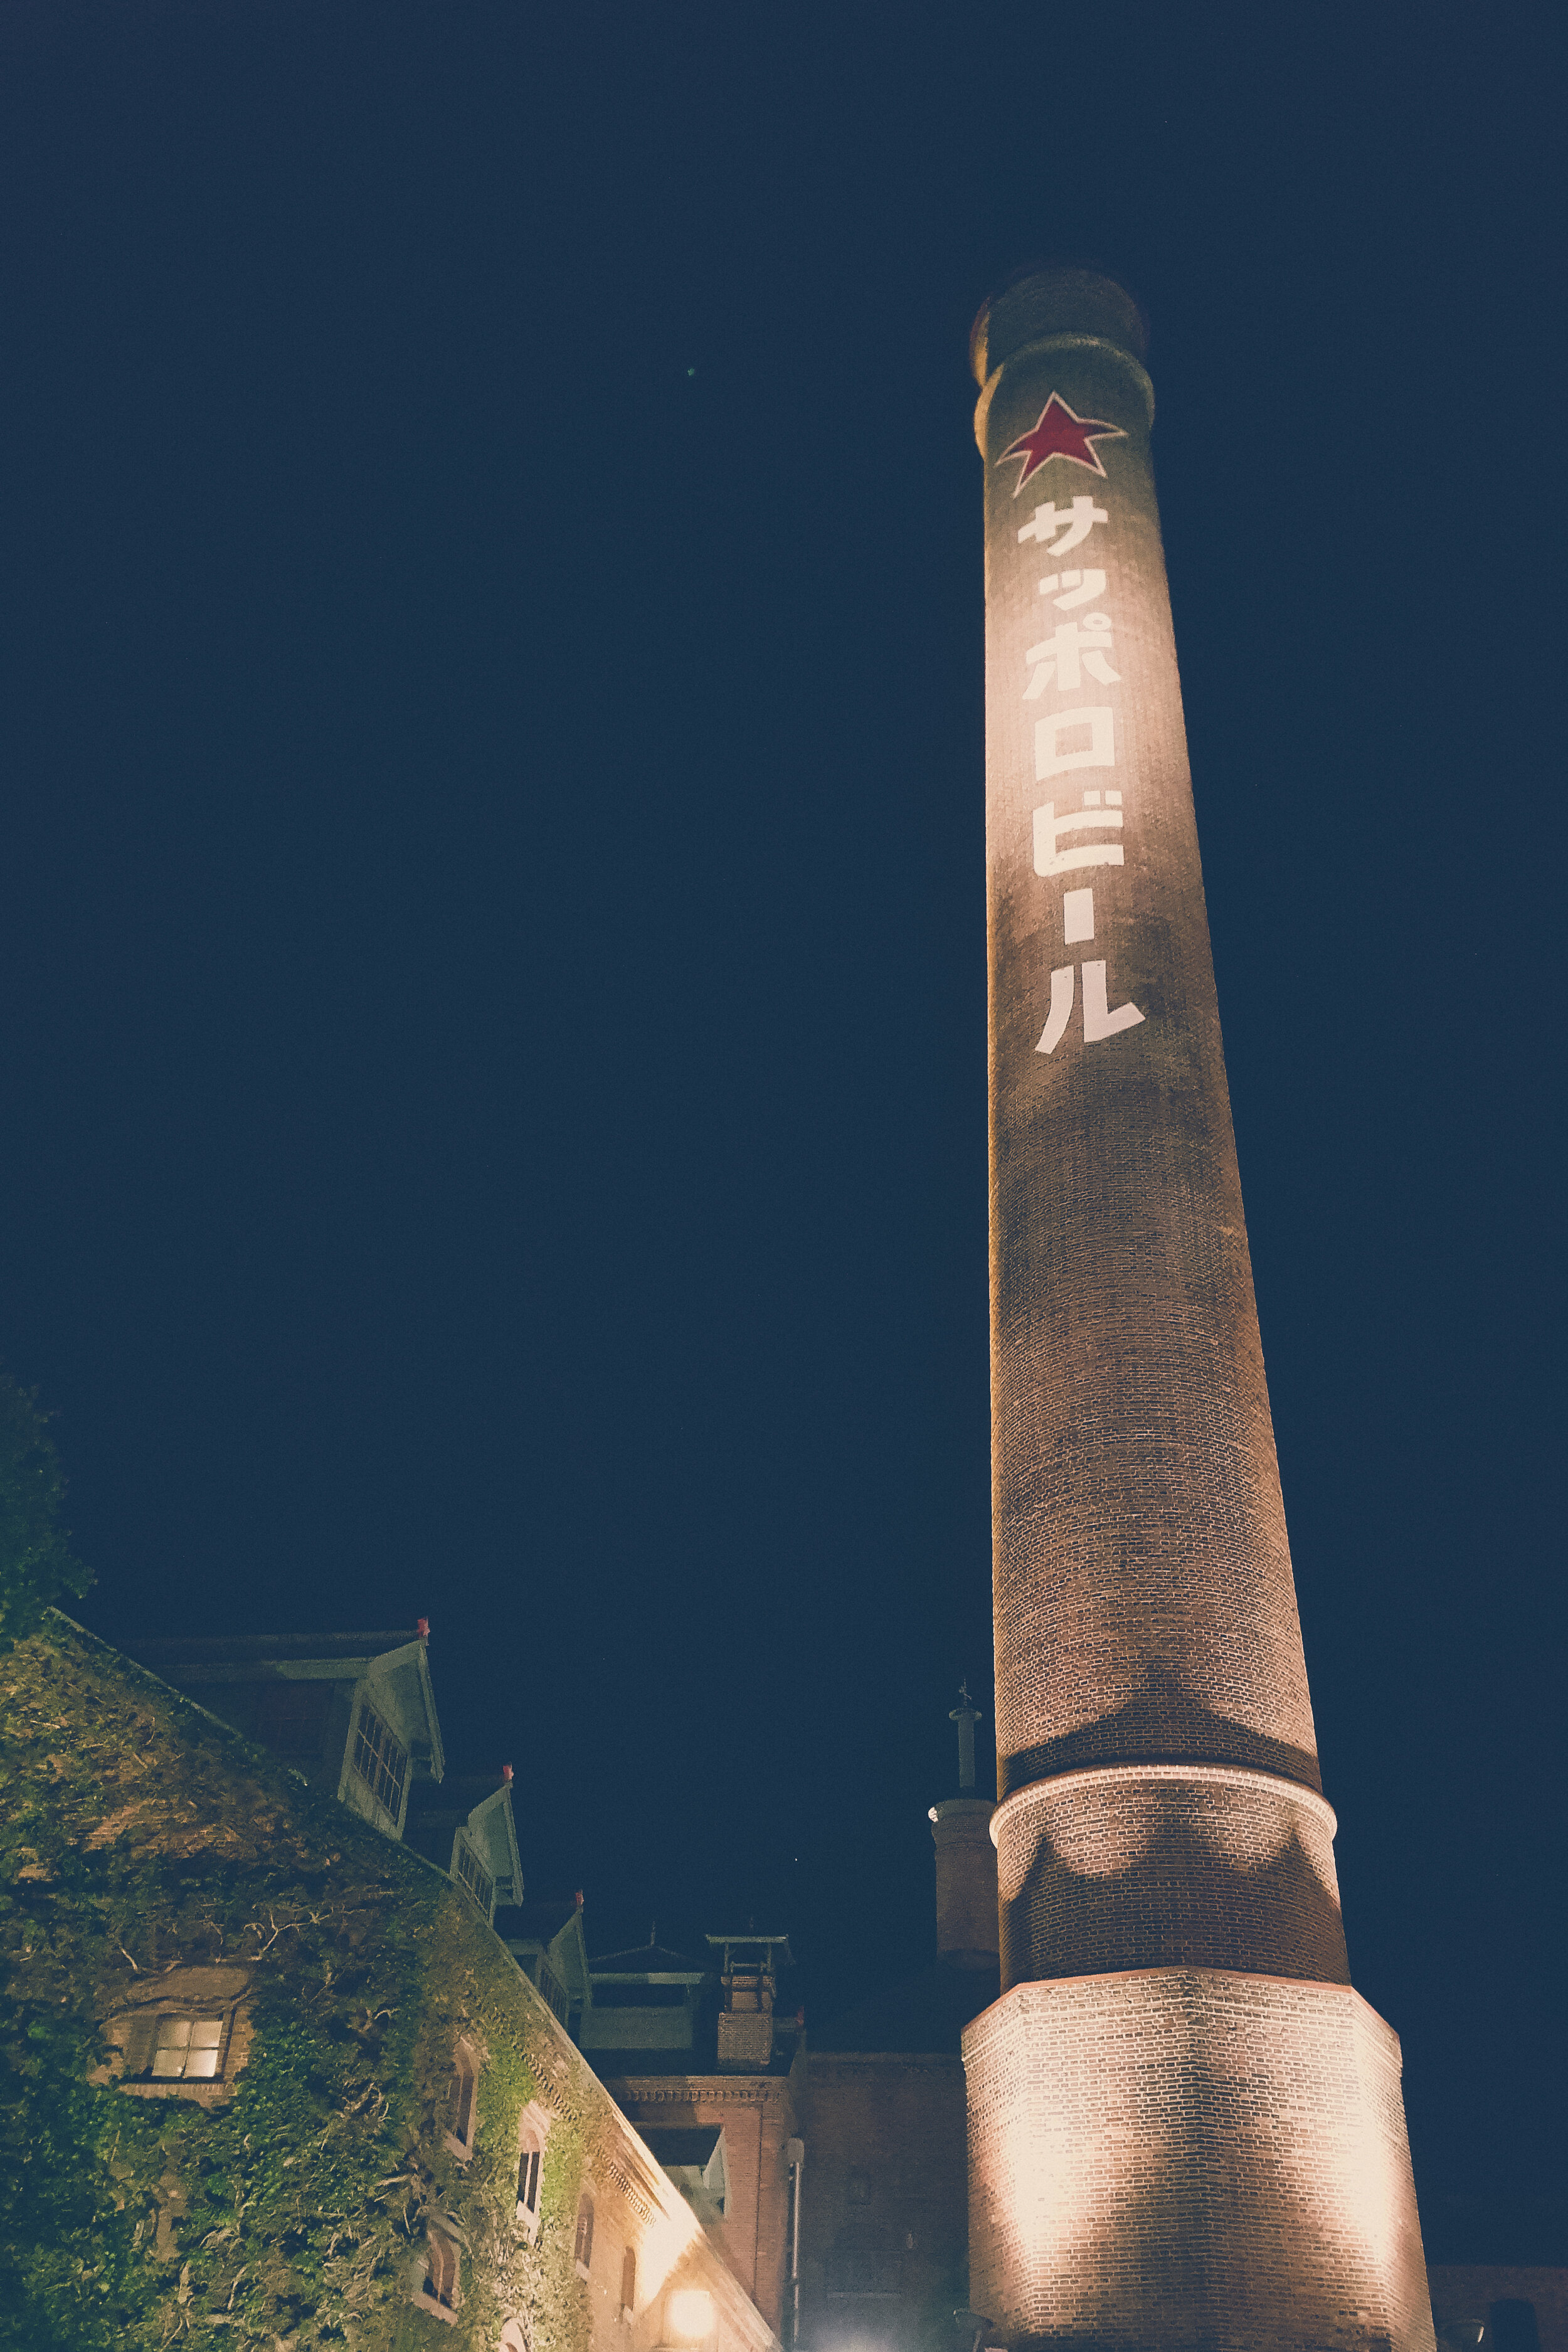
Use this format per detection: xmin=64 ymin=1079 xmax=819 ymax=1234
xmin=186 ymin=2021 xmax=223 ymax=2079
xmin=425 ymin=2233 xmax=457 ymax=2307
xmin=455 ymin=1838 xmax=495 ymax=1914
xmin=350 ymin=1700 xmax=409 ymax=1819
xmin=152 ymin=2018 xmax=192 ymax=2077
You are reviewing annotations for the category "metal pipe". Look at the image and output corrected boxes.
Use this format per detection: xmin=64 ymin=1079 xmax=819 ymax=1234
xmin=785 ymin=2139 xmax=803 ymax=2349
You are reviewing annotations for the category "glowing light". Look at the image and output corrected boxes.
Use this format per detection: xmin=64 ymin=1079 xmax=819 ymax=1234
xmin=667 ymin=2289 xmax=713 ymax=2342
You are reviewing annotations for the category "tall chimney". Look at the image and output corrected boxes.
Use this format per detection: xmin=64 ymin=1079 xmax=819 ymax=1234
xmin=962 ymin=267 xmax=1433 ymax=2351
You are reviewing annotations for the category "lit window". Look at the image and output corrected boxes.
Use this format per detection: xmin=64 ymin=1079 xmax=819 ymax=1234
xmin=620 ymin=2245 xmax=637 ymax=2316
xmin=448 ymin=2052 xmax=478 ymax=2153
xmin=455 ymin=1836 xmax=495 ymax=1917
xmin=517 ymin=2137 xmax=542 ymax=2219
xmin=574 ymin=2193 xmax=595 ymax=2273
xmin=151 ymin=2016 xmax=224 ymax=2081
xmin=351 ymin=1698 xmax=408 ymax=1820
xmin=423 ymin=2230 xmax=460 ymax=2311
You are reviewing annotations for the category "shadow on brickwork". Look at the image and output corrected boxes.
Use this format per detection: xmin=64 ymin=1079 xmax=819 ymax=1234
xmin=1000 ymin=1665 xmax=1323 ymax=1801
xmin=1000 ymin=1813 xmax=1350 ymax=1984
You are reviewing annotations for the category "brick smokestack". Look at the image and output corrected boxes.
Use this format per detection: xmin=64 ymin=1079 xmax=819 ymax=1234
xmin=932 ymin=1684 xmax=999 ymax=1971
xmin=962 ymin=267 xmax=1433 ymax=2352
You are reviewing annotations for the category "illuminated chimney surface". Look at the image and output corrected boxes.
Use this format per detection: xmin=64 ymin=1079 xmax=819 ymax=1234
xmin=963 ymin=267 xmax=1434 ymax=2352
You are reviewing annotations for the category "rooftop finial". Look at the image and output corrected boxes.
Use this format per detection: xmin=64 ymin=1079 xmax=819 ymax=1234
xmin=949 ymin=1682 xmax=982 ymax=1792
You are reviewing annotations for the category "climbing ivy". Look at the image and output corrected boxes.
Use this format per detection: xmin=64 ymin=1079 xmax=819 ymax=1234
xmin=0 ymin=1616 xmax=598 ymax=2351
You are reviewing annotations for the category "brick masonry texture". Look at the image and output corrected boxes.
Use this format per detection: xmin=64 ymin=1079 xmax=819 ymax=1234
xmin=975 ymin=278 xmax=1321 ymax=1809
xmin=610 ymin=2077 xmax=797 ymax=2333
xmin=993 ymin=1765 xmax=1349 ymax=1985
xmin=964 ymin=1971 xmax=1434 ymax=2352
xmin=969 ymin=270 xmax=1433 ymax=2352
xmin=934 ymin=1797 xmax=1002 ymax=1961
xmin=798 ymin=2055 xmax=970 ymax=2352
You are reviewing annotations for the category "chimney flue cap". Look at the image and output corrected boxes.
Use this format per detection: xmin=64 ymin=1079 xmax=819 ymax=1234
xmin=970 ymin=264 xmax=1150 ymax=388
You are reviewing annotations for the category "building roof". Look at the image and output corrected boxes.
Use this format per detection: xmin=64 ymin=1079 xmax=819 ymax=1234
xmin=705 ymin=1932 xmax=794 ymax=1965
xmin=120 ymin=1631 xmax=426 ymax=1668
xmin=404 ymin=1772 xmax=512 ymax=1827
xmin=403 ymin=1773 xmax=522 ymax=1900
xmin=119 ymin=1627 xmax=446 ymax=1784
xmin=591 ymin=1943 xmax=706 ymax=1976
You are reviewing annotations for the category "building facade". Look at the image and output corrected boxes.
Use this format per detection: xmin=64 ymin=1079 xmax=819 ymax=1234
xmin=0 ymin=1613 xmax=781 ymax=2352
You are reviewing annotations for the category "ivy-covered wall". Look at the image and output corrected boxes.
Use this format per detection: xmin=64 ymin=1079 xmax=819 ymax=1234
xmin=0 ymin=1616 xmax=775 ymax=2352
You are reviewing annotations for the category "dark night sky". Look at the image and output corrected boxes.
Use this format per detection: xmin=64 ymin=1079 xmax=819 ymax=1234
xmin=1 ymin=0 xmax=1562 ymax=2265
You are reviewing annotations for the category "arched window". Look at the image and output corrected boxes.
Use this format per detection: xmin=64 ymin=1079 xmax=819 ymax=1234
xmin=422 ymin=2229 xmax=460 ymax=2312
xmin=499 ymin=2319 xmax=529 ymax=2352
xmin=620 ymin=2245 xmax=637 ymax=2316
xmin=573 ymin=2192 xmax=595 ymax=2274
xmin=445 ymin=2042 xmax=480 ymax=2159
xmin=517 ymin=2132 xmax=542 ymax=2220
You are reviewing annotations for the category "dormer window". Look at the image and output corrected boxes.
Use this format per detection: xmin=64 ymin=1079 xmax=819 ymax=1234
xmin=454 ymin=1834 xmax=495 ymax=1919
xmin=351 ymin=1698 xmax=408 ymax=1821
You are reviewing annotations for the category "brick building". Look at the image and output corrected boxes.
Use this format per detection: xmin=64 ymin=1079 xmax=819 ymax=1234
xmin=2 ymin=1612 xmax=783 ymax=2352
xmin=585 ymin=1934 xmax=803 ymax=2342
xmin=791 ymin=1692 xmax=997 ymax=2352
xmin=7 ymin=1608 xmax=1564 ymax=2352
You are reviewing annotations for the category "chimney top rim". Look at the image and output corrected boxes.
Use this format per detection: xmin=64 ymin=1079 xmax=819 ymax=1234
xmin=969 ymin=264 xmax=1150 ymax=386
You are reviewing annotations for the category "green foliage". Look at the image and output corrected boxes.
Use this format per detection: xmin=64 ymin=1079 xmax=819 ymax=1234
xmin=0 ymin=1989 xmax=166 ymax=2349
xmin=0 ymin=1372 xmax=92 ymax=1652
xmin=0 ymin=1618 xmax=597 ymax=2351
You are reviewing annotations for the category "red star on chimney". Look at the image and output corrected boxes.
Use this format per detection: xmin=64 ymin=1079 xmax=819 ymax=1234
xmin=999 ymin=393 xmax=1125 ymax=490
